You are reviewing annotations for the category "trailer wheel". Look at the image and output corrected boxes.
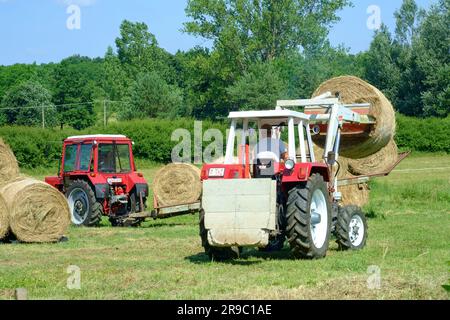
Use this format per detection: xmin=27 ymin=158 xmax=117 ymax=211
xmin=286 ymin=174 xmax=331 ymax=259
xmin=66 ymin=180 xmax=103 ymax=227
xmin=199 ymin=210 xmax=239 ymax=261
xmin=335 ymin=205 xmax=368 ymax=250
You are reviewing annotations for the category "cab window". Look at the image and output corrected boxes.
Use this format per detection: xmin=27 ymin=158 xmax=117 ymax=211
xmin=64 ymin=144 xmax=77 ymax=172
xmin=79 ymin=144 xmax=93 ymax=171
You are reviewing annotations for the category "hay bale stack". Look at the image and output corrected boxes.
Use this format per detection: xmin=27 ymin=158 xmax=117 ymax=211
xmin=0 ymin=138 xmax=20 ymax=183
xmin=312 ymin=76 xmax=396 ymax=160
xmin=0 ymin=194 xmax=9 ymax=240
xmin=153 ymin=163 xmax=202 ymax=207
xmin=0 ymin=177 xmax=70 ymax=243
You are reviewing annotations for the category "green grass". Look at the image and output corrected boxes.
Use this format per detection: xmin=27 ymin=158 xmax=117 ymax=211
xmin=1 ymin=153 xmax=449 ymax=300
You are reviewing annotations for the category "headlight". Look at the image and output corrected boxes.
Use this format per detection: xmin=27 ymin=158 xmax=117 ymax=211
xmin=285 ymin=159 xmax=295 ymax=170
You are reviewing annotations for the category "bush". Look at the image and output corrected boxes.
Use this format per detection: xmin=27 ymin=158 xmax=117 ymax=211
xmin=396 ymin=114 xmax=450 ymax=153
xmin=0 ymin=118 xmax=228 ymax=169
xmin=0 ymin=115 xmax=448 ymax=169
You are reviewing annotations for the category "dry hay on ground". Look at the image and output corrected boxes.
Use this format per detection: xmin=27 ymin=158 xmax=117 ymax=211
xmin=0 ymin=177 xmax=71 ymax=243
xmin=152 ymin=163 xmax=202 ymax=207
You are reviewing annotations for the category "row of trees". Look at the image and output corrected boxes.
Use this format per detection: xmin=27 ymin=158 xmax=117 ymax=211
xmin=0 ymin=0 xmax=448 ymax=130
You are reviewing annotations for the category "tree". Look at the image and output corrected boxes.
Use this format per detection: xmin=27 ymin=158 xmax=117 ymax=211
xmin=363 ymin=24 xmax=401 ymax=108
xmin=184 ymin=0 xmax=351 ymax=65
xmin=394 ymin=0 xmax=423 ymax=46
xmin=53 ymin=55 xmax=103 ymax=129
xmin=0 ymin=80 xmax=57 ymax=127
xmin=120 ymin=72 xmax=184 ymax=120
xmin=115 ymin=20 xmax=179 ymax=85
xmin=227 ymin=62 xmax=286 ymax=110
xmin=414 ymin=0 xmax=449 ymax=117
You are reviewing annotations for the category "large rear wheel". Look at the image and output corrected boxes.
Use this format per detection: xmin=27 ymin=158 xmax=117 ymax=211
xmin=66 ymin=180 xmax=103 ymax=227
xmin=286 ymin=174 xmax=332 ymax=259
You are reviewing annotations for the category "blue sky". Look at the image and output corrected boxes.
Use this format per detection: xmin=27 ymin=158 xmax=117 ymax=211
xmin=0 ymin=0 xmax=436 ymax=66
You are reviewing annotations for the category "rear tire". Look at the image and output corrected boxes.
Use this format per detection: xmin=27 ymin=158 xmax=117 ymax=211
xmin=199 ymin=210 xmax=239 ymax=261
xmin=335 ymin=205 xmax=368 ymax=250
xmin=66 ymin=180 xmax=103 ymax=227
xmin=286 ymin=174 xmax=332 ymax=259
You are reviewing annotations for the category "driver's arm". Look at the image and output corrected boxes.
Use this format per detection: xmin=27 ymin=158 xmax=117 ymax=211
xmin=280 ymin=141 xmax=288 ymax=162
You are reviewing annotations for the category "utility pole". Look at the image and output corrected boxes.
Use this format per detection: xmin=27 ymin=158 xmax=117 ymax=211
xmin=103 ymin=100 xmax=107 ymax=128
xmin=42 ymin=106 xmax=45 ymax=128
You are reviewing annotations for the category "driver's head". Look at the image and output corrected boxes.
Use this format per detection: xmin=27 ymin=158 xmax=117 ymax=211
xmin=260 ymin=124 xmax=272 ymax=139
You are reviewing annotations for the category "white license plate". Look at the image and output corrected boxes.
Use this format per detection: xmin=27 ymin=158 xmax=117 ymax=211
xmin=107 ymin=178 xmax=122 ymax=184
xmin=209 ymin=168 xmax=225 ymax=177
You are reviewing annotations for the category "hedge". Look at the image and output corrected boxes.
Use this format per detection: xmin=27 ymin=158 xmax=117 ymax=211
xmin=0 ymin=115 xmax=448 ymax=169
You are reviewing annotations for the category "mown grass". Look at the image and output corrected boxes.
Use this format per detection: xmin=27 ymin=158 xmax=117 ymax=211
xmin=1 ymin=153 xmax=449 ymax=300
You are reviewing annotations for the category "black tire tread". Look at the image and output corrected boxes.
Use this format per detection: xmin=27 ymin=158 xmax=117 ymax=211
xmin=66 ymin=179 xmax=103 ymax=227
xmin=335 ymin=205 xmax=368 ymax=250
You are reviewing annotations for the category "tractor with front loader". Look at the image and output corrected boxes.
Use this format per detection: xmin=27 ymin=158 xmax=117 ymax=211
xmin=200 ymin=93 xmax=404 ymax=260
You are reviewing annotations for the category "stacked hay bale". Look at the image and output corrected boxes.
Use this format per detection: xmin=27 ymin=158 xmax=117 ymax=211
xmin=312 ymin=76 xmax=398 ymax=207
xmin=152 ymin=163 xmax=202 ymax=207
xmin=0 ymin=139 xmax=70 ymax=243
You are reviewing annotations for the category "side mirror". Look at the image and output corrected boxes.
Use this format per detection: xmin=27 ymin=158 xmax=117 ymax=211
xmin=326 ymin=151 xmax=336 ymax=165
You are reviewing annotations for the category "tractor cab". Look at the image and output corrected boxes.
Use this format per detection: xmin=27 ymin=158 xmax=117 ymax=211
xmin=45 ymin=135 xmax=149 ymax=227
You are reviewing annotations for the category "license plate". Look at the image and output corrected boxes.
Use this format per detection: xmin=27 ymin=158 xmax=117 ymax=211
xmin=209 ymin=168 xmax=225 ymax=177
xmin=107 ymin=178 xmax=122 ymax=184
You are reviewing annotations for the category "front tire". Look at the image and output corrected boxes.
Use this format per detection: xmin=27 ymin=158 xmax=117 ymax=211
xmin=286 ymin=174 xmax=332 ymax=259
xmin=66 ymin=180 xmax=103 ymax=227
xmin=335 ymin=205 xmax=368 ymax=250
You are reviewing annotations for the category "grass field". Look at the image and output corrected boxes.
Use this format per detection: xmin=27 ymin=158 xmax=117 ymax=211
xmin=1 ymin=153 xmax=449 ymax=300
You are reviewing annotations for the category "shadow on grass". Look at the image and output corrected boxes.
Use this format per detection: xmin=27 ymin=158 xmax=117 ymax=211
xmin=186 ymin=247 xmax=296 ymax=265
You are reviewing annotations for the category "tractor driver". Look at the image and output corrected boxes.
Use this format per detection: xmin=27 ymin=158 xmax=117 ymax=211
xmin=255 ymin=124 xmax=288 ymax=163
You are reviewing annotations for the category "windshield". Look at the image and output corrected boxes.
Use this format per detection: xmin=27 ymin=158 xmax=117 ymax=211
xmin=98 ymin=144 xmax=131 ymax=173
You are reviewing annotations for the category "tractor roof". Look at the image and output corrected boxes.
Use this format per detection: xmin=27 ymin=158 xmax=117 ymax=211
xmin=228 ymin=109 xmax=310 ymax=124
xmin=65 ymin=134 xmax=129 ymax=142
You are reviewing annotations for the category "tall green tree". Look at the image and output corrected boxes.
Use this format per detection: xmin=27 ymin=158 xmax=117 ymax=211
xmin=120 ymin=72 xmax=184 ymax=120
xmin=363 ymin=24 xmax=401 ymax=107
xmin=0 ymin=80 xmax=57 ymax=127
xmin=53 ymin=55 xmax=104 ymax=129
xmin=227 ymin=62 xmax=286 ymax=110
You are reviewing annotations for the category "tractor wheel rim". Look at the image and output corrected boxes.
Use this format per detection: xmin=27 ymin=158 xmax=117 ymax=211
xmin=349 ymin=215 xmax=364 ymax=247
xmin=309 ymin=189 xmax=328 ymax=249
xmin=68 ymin=188 xmax=90 ymax=225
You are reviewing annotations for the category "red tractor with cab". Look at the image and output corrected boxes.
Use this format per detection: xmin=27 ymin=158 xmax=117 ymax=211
xmin=45 ymin=135 xmax=149 ymax=227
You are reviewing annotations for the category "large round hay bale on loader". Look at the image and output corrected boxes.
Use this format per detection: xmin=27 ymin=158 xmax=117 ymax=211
xmin=339 ymin=183 xmax=370 ymax=207
xmin=0 ymin=177 xmax=71 ymax=243
xmin=0 ymin=138 xmax=20 ymax=183
xmin=312 ymin=76 xmax=396 ymax=160
xmin=0 ymin=193 xmax=9 ymax=240
xmin=152 ymin=163 xmax=202 ymax=207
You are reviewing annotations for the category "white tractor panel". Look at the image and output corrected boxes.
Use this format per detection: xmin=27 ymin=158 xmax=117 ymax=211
xmin=202 ymin=179 xmax=277 ymax=247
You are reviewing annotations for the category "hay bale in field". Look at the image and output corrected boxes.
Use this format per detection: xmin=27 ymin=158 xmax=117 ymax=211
xmin=0 ymin=177 xmax=70 ymax=243
xmin=347 ymin=140 xmax=398 ymax=176
xmin=339 ymin=183 xmax=370 ymax=207
xmin=312 ymin=76 xmax=396 ymax=159
xmin=0 ymin=193 xmax=9 ymax=240
xmin=0 ymin=138 xmax=20 ymax=183
xmin=152 ymin=163 xmax=202 ymax=207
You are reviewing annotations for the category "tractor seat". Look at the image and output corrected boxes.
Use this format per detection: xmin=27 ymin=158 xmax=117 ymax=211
xmin=253 ymin=151 xmax=279 ymax=178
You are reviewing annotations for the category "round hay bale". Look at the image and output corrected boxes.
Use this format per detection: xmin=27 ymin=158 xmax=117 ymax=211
xmin=312 ymin=76 xmax=396 ymax=159
xmin=347 ymin=140 xmax=398 ymax=176
xmin=340 ymin=183 xmax=370 ymax=207
xmin=0 ymin=177 xmax=70 ymax=243
xmin=0 ymin=193 xmax=9 ymax=240
xmin=0 ymin=138 xmax=20 ymax=183
xmin=152 ymin=163 xmax=202 ymax=207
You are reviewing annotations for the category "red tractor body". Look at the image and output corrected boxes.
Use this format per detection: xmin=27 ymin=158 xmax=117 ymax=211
xmin=45 ymin=135 xmax=149 ymax=227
